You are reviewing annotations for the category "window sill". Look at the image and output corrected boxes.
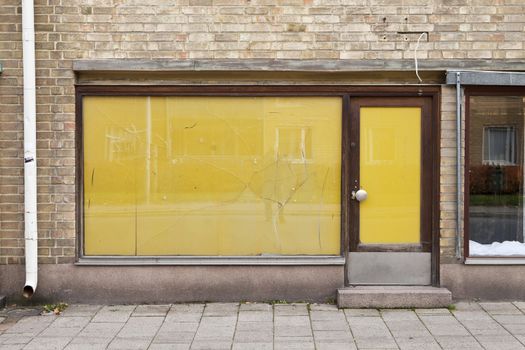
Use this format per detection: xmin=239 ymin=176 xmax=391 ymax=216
xmin=76 ymin=255 xmax=346 ymax=266
xmin=465 ymin=257 xmax=525 ymax=265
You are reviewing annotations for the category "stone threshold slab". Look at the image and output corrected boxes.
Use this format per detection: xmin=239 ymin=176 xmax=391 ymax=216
xmin=337 ymin=285 xmax=452 ymax=309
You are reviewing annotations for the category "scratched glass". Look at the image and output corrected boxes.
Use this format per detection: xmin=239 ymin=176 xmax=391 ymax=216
xmin=83 ymin=96 xmax=342 ymax=255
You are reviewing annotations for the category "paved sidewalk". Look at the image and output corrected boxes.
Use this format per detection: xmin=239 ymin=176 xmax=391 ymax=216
xmin=1 ymin=302 xmax=525 ymax=349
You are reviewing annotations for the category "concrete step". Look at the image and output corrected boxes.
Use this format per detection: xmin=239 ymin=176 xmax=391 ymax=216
xmin=337 ymin=286 xmax=452 ymax=309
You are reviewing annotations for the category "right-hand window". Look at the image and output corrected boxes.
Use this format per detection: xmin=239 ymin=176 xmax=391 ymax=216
xmin=468 ymin=94 xmax=525 ymax=257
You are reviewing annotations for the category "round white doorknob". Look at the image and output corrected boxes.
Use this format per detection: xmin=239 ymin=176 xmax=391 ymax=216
xmin=355 ymin=189 xmax=367 ymax=202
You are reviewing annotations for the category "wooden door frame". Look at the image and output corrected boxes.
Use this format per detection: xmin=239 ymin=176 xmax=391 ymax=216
xmin=343 ymin=93 xmax=440 ymax=286
xmin=348 ymin=97 xmax=433 ymax=252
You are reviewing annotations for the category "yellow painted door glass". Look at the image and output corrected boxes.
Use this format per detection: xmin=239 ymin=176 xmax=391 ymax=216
xmin=83 ymin=96 xmax=342 ymax=256
xmin=359 ymin=107 xmax=421 ymax=244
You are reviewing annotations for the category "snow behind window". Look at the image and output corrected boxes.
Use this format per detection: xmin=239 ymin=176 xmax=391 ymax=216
xmin=470 ymin=240 xmax=525 ymax=256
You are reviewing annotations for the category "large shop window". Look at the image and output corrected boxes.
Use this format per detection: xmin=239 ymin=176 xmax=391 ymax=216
xmin=82 ymin=96 xmax=342 ymax=256
xmin=468 ymin=93 xmax=525 ymax=257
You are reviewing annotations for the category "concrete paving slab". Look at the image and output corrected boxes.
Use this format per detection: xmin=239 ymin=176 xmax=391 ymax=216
xmin=157 ymin=321 xmax=199 ymax=333
xmin=132 ymin=304 xmax=170 ymax=317
xmin=274 ymin=341 xmax=315 ymax=349
xmin=191 ymin=340 xmax=232 ymax=349
xmin=193 ymin=321 xmax=236 ymax=340
xmin=310 ymin=310 xmax=346 ymax=321
xmin=0 ymin=334 xmax=33 ymax=345
xmin=493 ymin=314 xmax=525 ymax=324
xmin=353 ymin=336 xmax=398 ymax=349
xmin=393 ymin=335 xmax=439 ymax=347
xmin=23 ymin=336 xmax=73 ymax=350
xmin=49 ymin=316 xmax=91 ymax=329
xmin=274 ymin=315 xmax=310 ymax=325
xmin=149 ymin=344 xmax=190 ymax=350
xmin=384 ymin=320 xmax=429 ymax=333
xmin=433 ymin=335 xmax=483 ymax=349
xmin=452 ymin=310 xmax=492 ymax=320
xmin=232 ymin=343 xmax=273 ymax=350
xmin=236 ymin=321 xmax=273 ymax=331
xmin=381 ymin=310 xmax=419 ymax=321
xmin=76 ymin=322 xmax=124 ymax=338
xmin=343 ymin=309 xmax=380 ymax=317
xmin=170 ymin=304 xmax=205 ymax=313
xmin=480 ymin=302 xmax=522 ymax=315
xmin=203 ymin=303 xmax=239 ymax=316
xmin=107 ymin=337 xmax=151 ymax=349
xmin=474 ymin=334 xmax=525 ymax=349
xmin=239 ymin=303 xmax=272 ymax=312
xmin=234 ymin=330 xmax=274 ymax=343
xmin=501 ymin=323 xmax=525 ymax=335
xmin=311 ymin=320 xmax=349 ymax=331
xmin=346 ymin=316 xmax=392 ymax=336
xmin=514 ymin=334 xmax=525 ymax=344
xmin=38 ymin=326 xmax=84 ymax=337
xmin=0 ymin=345 xmax=24 ymax=350
xmin=198 ymin=316 xmax=237 ymax=326
xmin=64 ymin=343 xmax=108 ymax=350
xmin=153 ymin=331 xmax=195 ymax=344
xmin=91 ymin=305 xmax=135 ymax=323
xmin=4 ymin=316 xmax=55 ymax=336
xmin=313 ymin=330 xmax=353 ymax=341
xmin=3 ymin=302 xmax=525 ymax=349
xmin=274 ymin=336 xmax=313 ymax=343
xmin=513 ymin=301 xmax=525 ymax=313
xmin=310 ymin=304 xmax=339 ymax=311
xmin=274 ymin=326 xmax=312 ymax=337
xmin=420 ymin=324 xmax=470 ymax=336
xmin=396 ymin=342 xmax=441 ymax=350
xmin=69 ymin=336 xmax=113 ymax=345
xmin=165 ymin=312 xmax=202 ymax=323
xmin=414 ymin=308 xmax=451 ymax=315
xmin=458 ymin=319 xmax=509 ymax=336
xmin=117 ymin=316 xmax=164 ymax=338
xmin=453 ymin=302 xmax=483 ymax=311
xmin=316 ymin=342 xmax=357 ymax=350
xmin=60 ymin=305 xmax=102 ymax=317
xmin=274 ymin=304 xmax=308 ymax=316
xmin=237 ymin=311 xmax=272 ymax=322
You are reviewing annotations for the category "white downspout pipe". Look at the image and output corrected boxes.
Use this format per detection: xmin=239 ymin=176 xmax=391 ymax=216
xmin=22 ymin=0 xmax=38 ymax=298
xmin=455 ymin=72 xmax=463 ymax=260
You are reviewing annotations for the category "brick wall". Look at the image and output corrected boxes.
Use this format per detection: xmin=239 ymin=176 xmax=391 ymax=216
xmin=1 ymin=0 xmax=524 ymax=264
xmin=440 ymin=86 xmax=463 ymax=263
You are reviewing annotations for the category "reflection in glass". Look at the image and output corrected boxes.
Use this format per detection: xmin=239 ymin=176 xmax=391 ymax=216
xmin=469 ymin=96 xmax=525 ymax=256
xmin=83 ymin=96 xmax=342 ymax=256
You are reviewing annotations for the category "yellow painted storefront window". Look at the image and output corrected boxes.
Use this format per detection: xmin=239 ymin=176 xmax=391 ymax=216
xmin=83 ymin=96 xmax=342 ymax=256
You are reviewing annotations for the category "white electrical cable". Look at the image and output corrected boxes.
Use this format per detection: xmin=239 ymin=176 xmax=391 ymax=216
xmin=414 ymin=32 xmax=426 ymax=84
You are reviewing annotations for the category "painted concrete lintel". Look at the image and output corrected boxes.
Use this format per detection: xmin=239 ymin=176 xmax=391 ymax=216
xmin=77 ymin=255 xmax=346 ymax=266
xmin=73 ymin=59 xmax=525 ymax=73
xmin=446 ymin=70 xmax=525 ymax=86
